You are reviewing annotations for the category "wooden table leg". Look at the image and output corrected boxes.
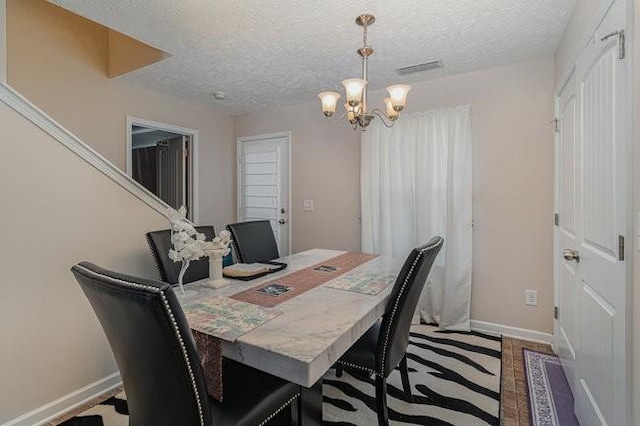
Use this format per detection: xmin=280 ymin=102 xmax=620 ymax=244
xmin=299 ymin=379 xmax=323 ymax=425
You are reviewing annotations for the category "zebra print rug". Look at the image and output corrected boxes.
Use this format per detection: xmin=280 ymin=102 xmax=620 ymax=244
xmin=59 ymin=324 xmax=501 ymax=426
xmin=323 ymin=324 xmax=502 ymax=425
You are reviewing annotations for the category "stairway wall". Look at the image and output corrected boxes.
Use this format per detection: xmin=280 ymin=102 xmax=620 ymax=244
xmin=0 ymin=97 xmax=172 ymax=423
xmin=6 ymin=0 xmax=235 ymax=228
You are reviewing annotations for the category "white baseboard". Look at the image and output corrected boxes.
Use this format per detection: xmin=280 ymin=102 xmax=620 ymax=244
xmin=2 ymin=372 xmax=122 ymax=426
xmin=470 ymin=319 xmax=553 ymax=344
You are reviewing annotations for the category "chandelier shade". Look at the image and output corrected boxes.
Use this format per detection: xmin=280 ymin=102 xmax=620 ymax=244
xmin=387 ymin=84 xmax=411 ymax=111
xmin=342 ymin=79 xmax=367 ymax=107
xmin=318 ymin=91 xmax=341 ymax=117
xmin=318 ymin=14 xmax=411 ymax=130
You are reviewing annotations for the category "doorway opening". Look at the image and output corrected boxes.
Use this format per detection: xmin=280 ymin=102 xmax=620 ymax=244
xmin=126 ymin=117 xmax=199 ymax=221
xmin=237 ymin=132 xmax=291 ymax=256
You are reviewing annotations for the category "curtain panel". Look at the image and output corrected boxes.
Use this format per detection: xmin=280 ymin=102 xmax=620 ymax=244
xmin=361 ymin=105 xmax=472 ymax=330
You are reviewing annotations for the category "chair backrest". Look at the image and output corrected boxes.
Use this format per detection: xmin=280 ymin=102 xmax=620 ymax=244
xmin=226 ymin=220 xmax=279 ymax=264
xmin=376 ymin=236 xmax=444 ymax=378
xmin=146 ymin=226 xmax=215 ymax=284
xmin=71 ymin=262 xmax=211 ymax=426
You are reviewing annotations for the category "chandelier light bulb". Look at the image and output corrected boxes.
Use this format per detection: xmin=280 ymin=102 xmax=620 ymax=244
xmin=383 ymin=98 xmax=398 ymax=121
xmin=318 ymin=91 xmax=341 ymax=117
xmin=344 ymin=103 xmax=356 ymax=124
xmin=342 ymin=79 xmax=367 ymax=107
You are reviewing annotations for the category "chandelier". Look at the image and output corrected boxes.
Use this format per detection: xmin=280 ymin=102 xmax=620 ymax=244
xmin=317 ymin=14 xmax=411 ymax=130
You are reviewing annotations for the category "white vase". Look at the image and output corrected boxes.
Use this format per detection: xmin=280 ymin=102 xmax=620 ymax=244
xmin=176 ymin=260 xmax=190 ymax=295
xmin=207 ymin=250 xmax=227 ymax=288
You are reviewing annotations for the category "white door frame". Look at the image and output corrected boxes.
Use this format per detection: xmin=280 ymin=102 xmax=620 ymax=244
xmin=126 ymin=116 xmax=200 ymax=223
xmin=236 ymin=131 xmax=292 ymax=256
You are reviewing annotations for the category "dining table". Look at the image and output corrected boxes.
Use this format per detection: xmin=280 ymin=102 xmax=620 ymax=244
xmin=177 ymin=248 xmax=404 ymax=425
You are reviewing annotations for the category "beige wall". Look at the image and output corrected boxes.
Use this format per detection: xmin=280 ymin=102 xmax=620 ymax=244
xmin=0 ymin=100 xmax=169 ymax=423
xmin=633 ymin=1 xmax=639 ymax=422
xmin=554 ymin=0 xmax=610 ymax=84
xmin=234 ymin=105 xmax=361 ymax=254
xmin=236 ymin=57 xmax=556 ymax=334
xmin=6 ymin=0 xmax=235 ymax=228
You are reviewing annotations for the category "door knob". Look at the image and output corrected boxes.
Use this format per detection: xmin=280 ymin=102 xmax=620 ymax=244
xmin=279 ymin=219 xmax=286 ymax=225
xmin=562 ymin=248 xmax=580 ymax=263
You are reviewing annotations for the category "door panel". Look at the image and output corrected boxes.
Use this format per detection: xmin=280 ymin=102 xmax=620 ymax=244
xmin=238 ymin=135 xmax=290 ymax=256
xmin=581 ymin=47 xmax=617 ymax=260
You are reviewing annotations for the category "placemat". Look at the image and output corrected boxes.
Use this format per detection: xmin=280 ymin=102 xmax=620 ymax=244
xmin=184 ymin=297 xmax=282 ymax=341
xmin=325 ymin=270 xmax=397 ymax=295
xmin=230 ymin=252 xmax=378 ymax=308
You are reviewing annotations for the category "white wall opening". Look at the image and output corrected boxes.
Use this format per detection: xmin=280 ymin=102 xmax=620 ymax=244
xmin=126 ymin=116 xmax=199 ymax=222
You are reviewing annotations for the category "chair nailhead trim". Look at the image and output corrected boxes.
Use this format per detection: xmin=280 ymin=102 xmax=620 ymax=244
xmin=378 ymin=239 xmax=442 ymax=376
xmin=258 ymin=393 xmax=300 ymax=426
xmin=336 ymin=360 xmax=378 ymax=377
xmin=76 ymin=265 xmax=206 ymax=426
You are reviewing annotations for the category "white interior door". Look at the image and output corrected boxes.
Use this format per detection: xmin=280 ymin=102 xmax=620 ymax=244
xmin=554 ymin=1 xmax=629 ymax=424
xmin=555 ymin=74 xmax=578 ymax=392
xmin=237 ymin=134 xmax=290 ymax=256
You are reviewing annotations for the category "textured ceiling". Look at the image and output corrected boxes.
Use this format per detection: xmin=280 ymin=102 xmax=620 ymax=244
xmin=49 ymin=0 xmax=576 ymax=115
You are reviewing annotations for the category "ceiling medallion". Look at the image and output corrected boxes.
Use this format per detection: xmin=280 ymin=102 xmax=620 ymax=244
xmin=318 ymin=14 xmax=411 ymax=131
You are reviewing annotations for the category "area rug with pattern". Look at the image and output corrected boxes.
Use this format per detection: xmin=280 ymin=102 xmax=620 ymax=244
xmin=523 ymin=349 xmax=579 ymax=426
xmin=58 ymin=324 xmax=501 ymax=426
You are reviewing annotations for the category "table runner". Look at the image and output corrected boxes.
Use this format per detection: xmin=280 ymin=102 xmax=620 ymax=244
xmin=191 ymin=330 xmax=223 ymax=401
xmin=183 ymin=297 xmax=282 ymax=401
xmin=230 ymin=252 xmax=377 ymax=308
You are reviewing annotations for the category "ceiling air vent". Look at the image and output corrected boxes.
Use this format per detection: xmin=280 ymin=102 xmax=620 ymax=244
xmin=395 ymin=60 xmax=443 ymax=76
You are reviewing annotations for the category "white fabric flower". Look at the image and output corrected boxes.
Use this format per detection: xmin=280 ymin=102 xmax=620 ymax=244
xmin=164 ymin=205 xmax=233 ymax=265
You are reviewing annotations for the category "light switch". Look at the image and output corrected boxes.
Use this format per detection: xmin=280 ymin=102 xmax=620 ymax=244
xmin=303 ymin=199 xmax=314 ymax=212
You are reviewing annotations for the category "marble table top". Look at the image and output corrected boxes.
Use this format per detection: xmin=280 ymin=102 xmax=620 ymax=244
xmin=177 ymin=249 xmax=403 ymax=387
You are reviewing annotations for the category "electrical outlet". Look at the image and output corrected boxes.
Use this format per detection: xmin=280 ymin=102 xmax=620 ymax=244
xmin=303 ymin=199 xmax=314 ymax=212
xmin=525 ymin=289 xmax=538 ymax=306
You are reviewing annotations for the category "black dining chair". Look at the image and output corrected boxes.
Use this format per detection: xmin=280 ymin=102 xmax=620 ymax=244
xmin=146 ymin=226 xmax=215 ymax=284
xmin=335 ymin=236 xmax=444 ymax=426
xmin=71 ymin=262 xmax=300 ymax=426
xmin=226 ymin=220 xmax=280 ymax=264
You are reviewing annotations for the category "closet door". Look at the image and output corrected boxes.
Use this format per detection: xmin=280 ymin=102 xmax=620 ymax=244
xmin=561 ymin=1 xmax=629 ymax=424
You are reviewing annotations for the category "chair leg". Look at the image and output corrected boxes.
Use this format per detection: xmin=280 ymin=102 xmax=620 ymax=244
xmin=335 ymin=364 xmax=343 ymax=378
xmin=399 ymin=355 xmax=413 ymax=402
xmin=375 ymin=375 xmax=389 ymax=426
xmin=290 ymin=395 xmax=300 ymax=426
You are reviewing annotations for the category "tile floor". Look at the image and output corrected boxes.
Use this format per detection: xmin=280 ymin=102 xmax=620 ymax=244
xmin=51 ymin=336 xmax=554 ymax=426
xmin=500 ymin=337 xmax=555 ymax=425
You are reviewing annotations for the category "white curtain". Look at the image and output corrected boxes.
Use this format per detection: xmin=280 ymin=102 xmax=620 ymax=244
xmin=361 ymin=105 xmax=472 ymax=331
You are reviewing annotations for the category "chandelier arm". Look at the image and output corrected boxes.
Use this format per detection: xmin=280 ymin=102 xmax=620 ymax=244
xmin=370 ymin=109 xmax=396 ymax=128
xmin=325 ymin=110 xmax=349 ymax=125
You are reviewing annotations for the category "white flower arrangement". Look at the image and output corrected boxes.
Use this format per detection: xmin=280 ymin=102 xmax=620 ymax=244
xmin=165 ymin=206 xmax=233 ymax=293
xmin=166 ymin=206 xmax=209 ymax=264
